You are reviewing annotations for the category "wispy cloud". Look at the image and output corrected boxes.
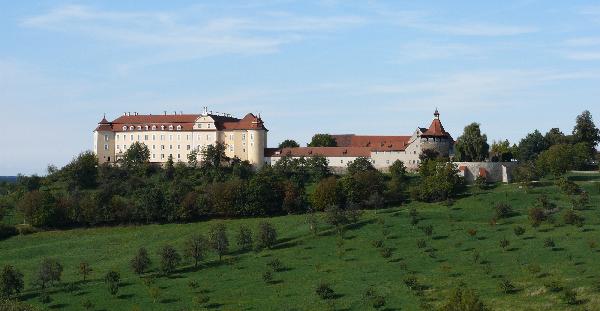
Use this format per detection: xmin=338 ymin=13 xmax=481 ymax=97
xmin=393 ymin=41 xmax=484 ymax=61
xmin=21 ymin=5 xmax=364 ymax=68
xmin=562 ymin=36 xmax=600 ymax=61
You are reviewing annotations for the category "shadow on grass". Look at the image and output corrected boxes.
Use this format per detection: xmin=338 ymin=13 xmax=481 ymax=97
xmin=206 ymin=303 xmax=224 ymax=309
xmin=49 ymin=304 xmax=68 ymax=309
xmin=161 ymin=298 xmax=178 ymax=304
xmin=506 ymin=247 xmax=520 ymax=252
xmin=433 ymin=235 xmax=448 ymax=240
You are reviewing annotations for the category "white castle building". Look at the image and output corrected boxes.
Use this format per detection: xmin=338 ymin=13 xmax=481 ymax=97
xmin=94 ymin=109 xmax=453 ymax=171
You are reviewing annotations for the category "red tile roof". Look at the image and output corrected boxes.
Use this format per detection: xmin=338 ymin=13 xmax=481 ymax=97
xmin=266 ymin=147 xmax=373 ymax=158
xmin=332 ymin=134 xmax=411 ymax=150
xmin=95 ymin=113 xmax=266 ymax=132
xmin=421 ymin=119 xmax=452 ymax=138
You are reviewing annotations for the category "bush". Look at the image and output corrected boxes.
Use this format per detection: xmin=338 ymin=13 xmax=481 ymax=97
xmin=315 ymin=282 xmax=335 ymax=300
xmin=131 ymin=248 xmax=151 ymax=275
xmin=104 ymin=270 xmax=120 ymax=296
xmin=267 ymin=258 xmax=283 ymax=272
xmin=467 ymin=228 xmax=477 ymax=238
xmin=543 ymin=237 xmax=556 ymax=248
xmin=417 ymin=239 xmax=427 ymax=249
xmin=563 ymin=288 xmax=578 ymax=305
xmin=1 ymin=265 xmax=24 ymax=298
xmin=403 ymin=276 xmax=419 ymax=290
xmin=262 ymin=271 xmax=273 ymax=284
xmin=528 ymin=207 xmax=546 ymax=227
xmin=438 ymin=288 xmax=489 ymax=311
xmin=0 ymin=224 xmax=17 ymax=241
xmin=380 ymin=247 xmax=392 ymax=259
xmin=158 ymin=245 xmax=181 ymax=275
xmin=513 ymin=226 xmax=526 ymax=237
xmin=563 ymin=209 xmax=584 ymax=226
xmin=236 ymin=225 xmax=253 ymax=251
xmin=371 ymin=239 xmax=383 ymax=248
xmin=545 ymin=280 xmax=563 ymax=293
xmin=499 ymin=238 xmax=510 ymax=251
xmin=494 ymin=203 xmax=514 ymax=219
xmin=556 ymin=177 xmax=581 ymax=195
xmin=499 ymin=279 xmax=516 ymax=294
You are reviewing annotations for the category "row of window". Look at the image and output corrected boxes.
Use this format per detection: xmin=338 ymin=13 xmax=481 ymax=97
xmin=122 ymin=124 xmax=184 ymax=131
xmin=105 ymin=132 xmax=255 ymax=142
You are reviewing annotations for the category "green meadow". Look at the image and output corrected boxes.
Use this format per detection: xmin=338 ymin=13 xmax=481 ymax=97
xmin=1 ymin=173 xmax=600 ymax=311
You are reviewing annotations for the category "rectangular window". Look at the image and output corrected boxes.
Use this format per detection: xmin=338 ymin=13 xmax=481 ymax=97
xmin=242 ymin=134 xmax=246 ymax=140
xmin=144 ymin=135 xmax=148 ymax=140
xmin=161 ymin=145 xmax=165 ymax=150
xmin=177 ymin=145 xmax=180 ymax=150
xmin=152 ymin=154 xmax=156 ymax=159
xmin=170 ymin=135 xmax=173 ymax=141
xmin=117 ymin=145 xmax=120 ymax=150
xmin=104 ymin=134 xmax=109 ymax=141
xmin=177 ymin=154 xmax=181 ymax=159
xmin=160 ymin=135 xmax=164 ymax=141
xmin=206 ymin=135 xmax=210 ymax=140
xmin=177 ymin=135 xmax=181 ymax=140
xmin=170 ymin=145 xmax=173 ymax=150
xmin=187 ymin=145 xmax=191 ymax=150
xmin=116 ymin=135 xmax=119 ymax=141
xmin=124 ymin=144 xmax=127 ymax=149
xmin=104 ymin=144 xmax=108 ymax=150
xmin=152 ymin=135 xmax=156 ymax=140
xmin=152 ymin=145 xmax=156 ymax=150
xmin=130 ymin=135 xmax=134 ymax=140
xmin=161 ymin=154 xmax=165 ymax=159
xmin=186 ymin=135 xmax=189 ymax=140
xmin=250 ymin=133 xmax=253 ymax=140
xmin=137 ymin=135 xmax=141 ymax=140
xmin=229 ymin=134 xmax=233 ymax=140
xmin=229 ymin=145 xmax=233 ymax=151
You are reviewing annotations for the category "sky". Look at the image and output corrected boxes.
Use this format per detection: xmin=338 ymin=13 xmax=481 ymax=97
xmin=1 ymin=1 xmax=599 ymax=175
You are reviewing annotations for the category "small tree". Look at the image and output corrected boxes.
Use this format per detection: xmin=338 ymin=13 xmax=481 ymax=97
xmin=256 ymin=221 xmax=277 ymax=250
xmin=439 ymin=287 xmax=489 ymax=311
xmin=236 ymin=225 xmax=253 ymax=251
xmin=494 ymin=203 xmax=514 ymax=219
xmin=158 ymin=245 xmax=181 ymax=275
xmin=0 ymin=265 xmax=24 ymax=298
xmin=104 ymin=270 xmax=120 ymax=296
xmin=563 ymin=288 xmax=578 ymax=305
xmin=513 ymin=226 xmax=526 ymax=237
xmin=78 ymin=262 xmax=92 ymax=282
xmin=184 ymin=234 xmax=208 ymax=268
xmin=208 ymin=223 xmax=229 ymax=261
xmin=315 ymin=282 xmax=335 ymax=300
xmin=131 ymin=248 xmax=151 ymax=275
xmin=278 ymin=139 xmax=300 ymax=149
xmin=33 ymin=258 xmax=63 ymax=289
xmin=324 ymin=205 xmax=349 ymax=236
xmin=308 ymin=134 xmax=337 ymax=147
xmin=528 ymin=207 xmax=546 ymax=227
xmin=499 ymin=238 xmax=510 ymax=251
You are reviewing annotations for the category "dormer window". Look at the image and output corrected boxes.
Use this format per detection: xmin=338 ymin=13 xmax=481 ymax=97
xmin=176 ymin=125 xmax=182 ymax=131
xmin=198 ymin=123 xmax=202 ymax=129
xmin=152 ymin=125 xmax=156 ymax=130
xmin=122 ymin=126 xmax=127 ymax=131
xmin=145 ymin=125 xmax=149 ymax=130
xmin=161 ymin=125 xmax=165 ymax=130
xmin=137 ymin=126 xmax=142 ymax=130
xmin=129 ymin=126 xmax=134 ymax=130
xmin=169 ymin=125 xmax=174 ymax=130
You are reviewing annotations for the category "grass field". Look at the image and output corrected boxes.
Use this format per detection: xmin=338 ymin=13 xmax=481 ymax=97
xmin=1 ymin=173 xmax=600 ymax=310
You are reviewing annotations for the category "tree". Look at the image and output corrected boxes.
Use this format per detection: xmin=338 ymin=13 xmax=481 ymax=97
xmin=278 ymin=139 xmax=300 ymax=148
xmin=346 ymin=157 xmax=375 ymax=175
xmin=78 ymin=262 xmax=92 ymax=282
xmin=104 ymin=270 xmax=120 ymax=296
xmin=256 ymin=221 xmax=277 ymax=250
xmin=184 ymin=234 xmax=208 ymax=268
xmin=33 ymin=258 xmax=63 ymax=289
xmin=439 ymin=287 xmax=489 ymax=311
xmin=341 ymin=170 xmax=385 ymax=207
xmin=454 ymin=123 xmax=489 ymax=161
xmin=0 ymin=265 xmax=24 ymax=298
xmin=411 ymin=160 xmax=464 ymax=202
xmin=207 ymin=223 xmax=229 ymax=261
xmin=544 ymin=128 xmax=570 ymax=146
xmin=63 ymin=151 xmax=98 ymax=189
xmin=130 ymin=248 xmax=152 ymax=276
xmin=122 ymin=142 xmax=150 ymax=170
xmin=490 ymin=140 xmax=514 ymax=162
xmin=388 ymin=160 xmax=408 ymax=182
xmin=307 ymin=134 xmax=337 ymax=147
xmin=201 ymin=142 xmax=228 ymax=168
xmin=282 ymin=181 xmax=306 ymax=214
xmin=324 ymin=205 xmax=350 ymax=236
xmin=158 ymin=245 xmax=181 ymax=275
xmin=311 ymin=176 xmax=344 ymax=211
xmin=165 ymin=154 xmax=175 ymax=180
xmin=236 ymin=225 xmax=253 ymax=251
xmin=517 ymin=130 xmax=548 ymax=161
xmin=187 ymin=149 xmax=199 ymax=167
xmin=572 ymin=110 xmax=600 ymax=158
xmin=247 ymin=167 xmax=285 ymax=216
xmin=536 ymin=144 xmax=584 ymax=177
xmin=17 ymin=190 xmax=65 ymax=228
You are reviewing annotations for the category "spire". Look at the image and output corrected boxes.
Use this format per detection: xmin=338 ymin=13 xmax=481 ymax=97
xmin=99 ymin=113 xmax=109 ymax=124
xmin=434 ymin=108 xmax=440 ymax=119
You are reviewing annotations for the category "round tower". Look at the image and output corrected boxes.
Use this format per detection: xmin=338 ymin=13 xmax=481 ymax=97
xmin=420 ymin=109 xmax=453 ymax=158
xmin=246 ymin=114 xmax=266 ymax=168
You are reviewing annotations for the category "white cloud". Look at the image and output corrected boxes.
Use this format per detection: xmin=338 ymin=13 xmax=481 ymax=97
xmin=394 ymin=41 xmax=484 ymax=61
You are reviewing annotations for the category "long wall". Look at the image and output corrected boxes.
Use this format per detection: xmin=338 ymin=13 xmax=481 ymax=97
xmin=453 ymin=161 xmax=517 ymax=183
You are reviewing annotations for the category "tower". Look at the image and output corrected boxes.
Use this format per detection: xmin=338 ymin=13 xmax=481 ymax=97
xmin=94 ymin=114 xmax=115 ymax=164
xmin=420 ymin=109 xmax=453 ymax=157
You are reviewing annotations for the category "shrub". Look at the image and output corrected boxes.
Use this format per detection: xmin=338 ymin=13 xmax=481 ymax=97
xmin=421 ymin=224 xmax=434 ymax=237
xmin=0 ymin=224 xmax=17 ymax=241
xmin=467 ymin=228 xmax=477 ymax=238
xmin=83 ymin=299 xmax=94 ymax=310
xmin=158 ymin=245 xmax=181 ymax=275
xmin=371 ymin=295 xmax=386 ymax=309
xmin=104 ymin=270 xmax=120 ymax=296
xmin=563 ymin=288 xmax=578 ymax=305
xmin=267 ymin=258 xmax=283 ymax=272
xmin=380 ymin=247 xmax=392 ymax=259
xmin=417 ymin=239 xmax=427 ymax=249
xmin=315 ymin=282 xmax=335 ymax=300
xmin=556 ymin=178 xmax=581 ymax=195
xmin=439 ymin=287 xmax=489 ymax=311
xmin=403 ymin=276 xmax=419 ymax=290
xmin=545 ymin=280 xmax=563 ymax=293
xmin=494 ymin=203 xmax=514 ymax=219
xmin=543 ymin=238 xmax=556 ymax=248
xmin=131 ymin=248 xmax=151 ymax=275
xmin=499 ymin=279 xmax=516 ymax=294
xmin=208 ymin=223 xmax=229 ymax=261
xmin=236 ymin=225 xmax=253 ymax=251
xmin=474 ymin=175 xmax=487 ymax=190
xmin=184 ymin=234 xmax=208 ymax=268
xmin=499 ymin=238 xmax=510 ymax=251
xmin=563 ymin=209 xmax=584 ymax=226
xmin=513 ymin=226 xmax=526 ymax=237
xmin=14 ymin=224 xmax=37 ymax=236
xmin=262 ymin=271 xmax=273 ymax=284
xmin=528 ymin=207 xmax=546 ymax=227
xmin=256 ymin=221 xmax=277 ymax=250
xmin=33 ymin=258 xmax=63 ymax=289
xmin=78 ymin=262 xmax=92 ymax=282
xmin=0 ymin=265 xmax=24 ymax=298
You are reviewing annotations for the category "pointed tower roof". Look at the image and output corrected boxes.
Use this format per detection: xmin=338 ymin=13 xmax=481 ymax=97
xmin=422 ymin=109 xmax=452 ymax=139
xmin=95 ymin=114 xmax=112 ymax=131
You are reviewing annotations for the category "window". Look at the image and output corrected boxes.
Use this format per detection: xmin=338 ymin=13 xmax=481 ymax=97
xmin=104 ymin=134 xmax=109 ymax=141
xmin=176 ymin=125 xmax=181 ymax=130
xmin=250 ymin=133 xmax=254 ymax=140
xmin=137 ymin=126 xmax=141 ymax=130
xmin=186 ymin=135 xmax=189 ymax=140
xmin=208 ymin=123 xmax=211 ymax=128
xmin=161 ymin=145 xmax=165 ymax=150
xmin=177 ymin=135 xmax=180 ymax=140
xmin=187 ymin=145 xmax=191 ymax=150
xmin=137 ymin=135 xmax=141 ymax=140
xmin=169 ymin=135 xmax=173 ymax=141
xmin=152 ymin=135 xmax=156 ymax=140
xmin=177 ymin=154 xmax=181 ymax=159
xmin=122 ymin=126 xmax=127 ymax=131
xmin=206 ymin=135 xmax=209 ymax=140
xmin=152 ymin=125 xmax=156 ymax=130
xmin=341 ymin=160 xmax=344 ymax=163
xmin=386 ymin=160 xmax=390 ymax=164
xmin=199 ymin=124 xmax=202 ymax=129
xmin=161 ymin=125 xmax=165 ymax=130
xmin=124 ymin=144 xmax=127 ymax=149
xmin=104 ymin=144 xmax=108 ymax=150
xmin=170 ymin=145 xmax=173 ymax=150
xmin=177 ymin=145 xmax=180 ymax=150
xmin=169 ymin=125 xmax=173 ymax=130
xmin=144 ymin=135 xmax=148 ymax=140
xmin=117 ymin=145 xmax=120 ymax=150
xmin=152 ymin=145 xmax=156 ymax=150
xmin=229 ymin=145 xmax=233 ymax=151
xmin=229 ymin=134 xmax=233 ymax=140
xmin=161 ymin=154 xmax=165 ymax=159
xmin=129 ymin=126 xmax=134 ymax=130
xmin=160 ymin=135 xmax=164 ymax=141
xmin=130 ymin=135 xmax=134 ymax=140
xmin=152 ymin=154 xmax=156 ymax=159
xmin=116 ymin=134 xmax=120 ymax=140
xmin=242 ymin=134 xmax=246 ymax=140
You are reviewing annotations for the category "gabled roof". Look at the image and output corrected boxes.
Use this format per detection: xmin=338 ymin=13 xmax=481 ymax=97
xmin=332 ymin=134 xmax=411 ymax=150
xmin=266 ymin=147 xmax=373 ymax=158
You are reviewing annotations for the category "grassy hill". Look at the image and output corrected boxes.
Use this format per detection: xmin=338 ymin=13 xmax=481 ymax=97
xmin=1 ymin=173 xmax=600 ymax=310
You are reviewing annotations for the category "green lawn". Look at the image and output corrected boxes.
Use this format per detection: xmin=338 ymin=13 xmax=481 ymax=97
xmin=1 ymin=174 xmax=600 ymax=310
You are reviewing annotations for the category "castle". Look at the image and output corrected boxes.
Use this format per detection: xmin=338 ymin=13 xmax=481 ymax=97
xmin=94 ymin=109 xmax=453 ymax=171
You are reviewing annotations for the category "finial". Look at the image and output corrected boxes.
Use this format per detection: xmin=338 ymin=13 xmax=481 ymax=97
xmin=434 ymin=108 xmax=440 ymax=119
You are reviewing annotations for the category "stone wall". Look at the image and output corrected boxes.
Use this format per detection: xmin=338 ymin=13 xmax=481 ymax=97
xmin=453 ymin=162 xmax=517 ymax=183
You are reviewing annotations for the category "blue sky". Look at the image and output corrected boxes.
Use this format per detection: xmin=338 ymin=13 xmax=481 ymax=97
xmin=1 ymin=1 xmax=599 ymax=175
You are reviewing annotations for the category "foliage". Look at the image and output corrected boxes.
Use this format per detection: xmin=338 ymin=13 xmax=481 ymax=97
xmin=278 ymin=139 xmax=300 ymax=149
xmin=517 ymin=130 xmax=548 ymax=161
xmin=256 ymin=221 xmax=277 ymax=250
xmin=453 ymin=123 xmax=489 ymax=161
xmin=33 ymin=258 xmax=63 ymax=289
xmin=0 ymin=265 xmax=24 ymax=298
xmin=341 ymin=170 xmax=385 ymax=207
xmin=201 ymin=142 xmax=229 ymax=168
xmin=411 ymin=160 xmax=463 ymax=202
xmin=62 ymin=151 xmax=98 ymax=189
xmin=346 ymin=157 xmax=376 ymax=175
xmin=315 ymin=282 xmax=335 ymax=300
xmin=513 ymin=226 xmax=526 ymax=237
xmin=311 ymin=177 xmax=344 ymax=211
xmin=131 ymin=248 xmax=151 ymax=275
xmin=536 ymin=143 xmax=589 ymax=177
xmin=563 ymin=209 xmax=584 ymax=226
xmin=236 ymin=225 xmax=253 ymax=251
xmin=439 ymin=287 xmax=488 ymax=311
xmin=184 ymin=234 xmax=208 ymax=268
xmin=572 ymin=110 xmax=600 ymax=158
xmin=78 ymin=262 xmax=92 ymax=282
xmin=490 ymin=139 xmax=515 ymax=162
xmin=158 ymin=245 xmax=181 ymax=275
xmin=104 ymin=270 xmax=120 ymax=296
xmin=121 ymin=142 xmax=150 ymax=170
xmin=493 ymin=203 xmax=514 ymax=219
xmin=556 ymin=177 xmax=581 ymax=195
xmin=528 ymin=207 xmax=546 ymax=227
xmin=0 ymin=225 xmax=17 ymax=241
xmin=208 ymin=223 xmax=229 ymax=261
xmin=307 ymin=134 xmax=337 ymax=147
